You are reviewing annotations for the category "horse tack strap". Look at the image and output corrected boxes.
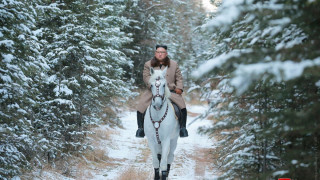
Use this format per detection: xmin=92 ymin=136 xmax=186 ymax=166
xmin=149 ymin=103 xmax=169 ymax=144
xmin=152 ymin=76 xmax=164 ymax=101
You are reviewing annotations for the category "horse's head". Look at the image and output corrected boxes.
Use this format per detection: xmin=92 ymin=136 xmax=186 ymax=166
xmin=149 ymin=67 xmax=171 ymax=111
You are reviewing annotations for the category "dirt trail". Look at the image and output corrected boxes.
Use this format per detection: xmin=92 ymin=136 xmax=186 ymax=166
xmin=30 ymin=104 xmax=219 ymax=180
xmin=98 ymin=104 xmax=220 ymax=180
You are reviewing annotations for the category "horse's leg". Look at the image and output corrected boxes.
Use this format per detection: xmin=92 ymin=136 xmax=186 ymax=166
xmin=147 ymin=141 xmax=161 ymax=179
xmin=167 ymin=138 xmax=178 ymax=176
xmin=168 ymin=139 xmax=178 ymax=164
xmin=160 ymin=138 xmax=170 ymax=178
xmin=157 ymin=154 xmax=161 ymax=166
xmin=147 ymin=141 xmax=160 ymax=167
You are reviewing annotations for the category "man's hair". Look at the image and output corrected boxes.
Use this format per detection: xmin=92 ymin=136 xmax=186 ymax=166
xmin=156 ymin=45 xmax=167 ymax=50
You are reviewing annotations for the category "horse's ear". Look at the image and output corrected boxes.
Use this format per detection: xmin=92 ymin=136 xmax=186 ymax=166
xmin=162 ymin=66 xmax=168 ymax=76
xmin=150 ymin=67 xmax=154 ymax=75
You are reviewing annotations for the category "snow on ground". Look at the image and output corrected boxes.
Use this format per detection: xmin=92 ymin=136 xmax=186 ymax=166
xmin=91 ymin=104 xmax=219 ymax=180
xmin=28 ymin=104 xmax=219 ymax=180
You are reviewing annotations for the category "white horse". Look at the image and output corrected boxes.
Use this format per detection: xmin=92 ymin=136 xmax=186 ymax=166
xmin=144 ymin=67 xmax=180 ymax=180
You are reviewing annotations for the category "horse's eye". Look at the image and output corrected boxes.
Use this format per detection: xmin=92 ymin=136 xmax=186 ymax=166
xmin=163 ymin=85 xmax=165 ymax=87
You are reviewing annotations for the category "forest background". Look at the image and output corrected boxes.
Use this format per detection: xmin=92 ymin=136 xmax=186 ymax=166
xmin=1 ymin=0 xmax=320 ymax=179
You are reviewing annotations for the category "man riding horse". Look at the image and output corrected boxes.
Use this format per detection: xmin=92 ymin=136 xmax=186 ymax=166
xmin=135 ymin=45 xmax=188 ymax=138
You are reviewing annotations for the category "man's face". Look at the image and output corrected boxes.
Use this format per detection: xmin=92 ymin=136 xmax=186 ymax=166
xmin=155 ymin=47 xmax=167 ymax=61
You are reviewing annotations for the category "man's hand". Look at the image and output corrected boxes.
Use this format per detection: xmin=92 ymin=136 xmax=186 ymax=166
xmin=175 ymin=88 xmax=182 ymax=95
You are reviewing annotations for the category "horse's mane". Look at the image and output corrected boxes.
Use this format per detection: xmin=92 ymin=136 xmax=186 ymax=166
xmin=149 ymin=70 xmax=171 ymax=98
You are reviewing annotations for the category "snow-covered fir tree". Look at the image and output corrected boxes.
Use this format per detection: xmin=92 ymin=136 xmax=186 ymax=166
xmin=1 ymin=0 xmax=136 ymax=178
xmin=0 ymin=0 xmax=47 ymax=178
xmin=35 ymin=0 xmax=137 ymax=166
xmin=194 ymin=0 xmax=320 ymax=179
xmin=126 ymin=0 xmax=207 ymax=88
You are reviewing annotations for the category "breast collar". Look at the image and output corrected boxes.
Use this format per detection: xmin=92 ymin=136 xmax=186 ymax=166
xmin=149 ymin=102 xmax=169 ymax=144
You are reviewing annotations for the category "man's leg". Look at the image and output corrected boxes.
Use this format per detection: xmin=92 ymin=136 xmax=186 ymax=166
xmin=135 ymin=111 xmax=145 ymax=138
xmin=180 ymin=108 xmax=188 ymax=137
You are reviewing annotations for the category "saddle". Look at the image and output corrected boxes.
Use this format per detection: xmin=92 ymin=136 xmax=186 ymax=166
xmin=170 ymin=101 xmax=182 ymax=122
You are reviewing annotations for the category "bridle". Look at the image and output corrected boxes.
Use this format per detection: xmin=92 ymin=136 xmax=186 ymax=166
xmin=152 ymin=76 xmax=165 ymax=102
xmin=149 ymin=76 xmax=168 ymax=144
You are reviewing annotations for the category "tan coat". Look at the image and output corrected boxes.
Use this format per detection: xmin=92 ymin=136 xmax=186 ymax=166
xmin=136 ymin=59 xmax=186 ymax=113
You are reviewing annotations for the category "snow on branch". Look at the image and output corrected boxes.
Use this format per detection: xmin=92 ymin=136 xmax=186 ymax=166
xmin=202 ymin=0 xmax=244 ymax=29
xmin=191 ymin=49 xmax=253 ymax=79
xmin=231 ymin=57 xmax=320 ymax=95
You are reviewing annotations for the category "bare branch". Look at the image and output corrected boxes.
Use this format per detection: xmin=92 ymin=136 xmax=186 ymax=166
xmin=145 ymin=3 xmax=167 ymax=11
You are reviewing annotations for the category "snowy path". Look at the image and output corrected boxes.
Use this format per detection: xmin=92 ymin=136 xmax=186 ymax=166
xmin=91 ymin=104 xmax=219 ymax=180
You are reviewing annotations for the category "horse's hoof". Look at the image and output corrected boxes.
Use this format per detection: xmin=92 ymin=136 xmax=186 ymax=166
xmin=154 ymin=168 xmax=160 ymax=180
xmin=161 ymin=171 xmax=168 ymax=179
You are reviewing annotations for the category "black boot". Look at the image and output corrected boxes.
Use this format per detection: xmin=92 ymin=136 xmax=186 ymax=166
xmin=180 ymin=108 xmax=188 ymax=137
xmin=167 ymin=164 xmax=171 ymax=176
xmin=135 ymin=111 xmax=145 ymax=138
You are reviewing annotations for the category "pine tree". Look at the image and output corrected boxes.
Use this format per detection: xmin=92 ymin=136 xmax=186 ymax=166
xmin=125 ymin=0 xmax=207 ymax=88
xmin=195 ymin=0 xmax=320 ymax=179
xmin=36 ymin=0 xmax=136 ymax=157
xmin=0 ymin=0 xmax=46 ymax=178
xmin=1 ymin=0 xmax=136 ymax=178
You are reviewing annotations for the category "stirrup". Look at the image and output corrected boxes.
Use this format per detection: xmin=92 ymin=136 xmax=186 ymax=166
xmin=179 ymin=127 xmax=188 ymax=137
xmin=136 ymin=128 xmax=145 ymax=138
